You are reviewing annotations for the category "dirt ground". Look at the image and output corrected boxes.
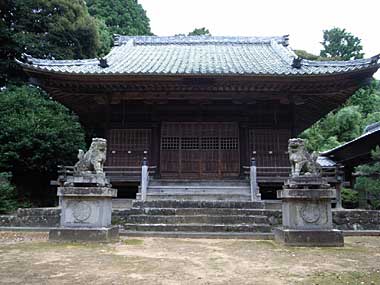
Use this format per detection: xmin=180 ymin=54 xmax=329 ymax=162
xmin=0 ymin=232 xmax=380 ymax=285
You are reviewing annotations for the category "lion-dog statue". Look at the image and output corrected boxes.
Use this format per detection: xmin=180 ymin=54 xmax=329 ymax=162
xmin=288 ymin=138 xmax=320 ymax=177
xmin=74 ymin=138 xmax=107 ymax=175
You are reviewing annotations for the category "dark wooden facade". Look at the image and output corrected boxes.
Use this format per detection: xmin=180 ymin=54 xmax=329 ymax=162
xmin=22 ymin=70 xmax=378 ymax=187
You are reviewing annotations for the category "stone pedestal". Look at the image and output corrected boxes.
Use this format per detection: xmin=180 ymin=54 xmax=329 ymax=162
xmin=274 ymin=177 xmax=344 ymax=247
xmin=49 ymin=184 xmax=118 ymax=242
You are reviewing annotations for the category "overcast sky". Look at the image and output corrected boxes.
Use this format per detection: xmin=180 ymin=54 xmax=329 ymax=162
xmin=139 ymin=0 xmax=379 ymax=77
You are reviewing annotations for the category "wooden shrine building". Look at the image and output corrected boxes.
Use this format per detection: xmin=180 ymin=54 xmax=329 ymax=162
xmin=18 ymin=35 xmax=380 ymax=199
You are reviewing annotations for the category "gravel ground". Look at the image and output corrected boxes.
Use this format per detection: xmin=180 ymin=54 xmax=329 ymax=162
xmin=0 ymin=232 xmax=379 ymax=284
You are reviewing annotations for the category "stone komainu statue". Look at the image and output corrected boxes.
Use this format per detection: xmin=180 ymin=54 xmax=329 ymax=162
xmin=288 ymin=138 xmax=320 ymax=177
xmin=74 ymin=138 xmax=107 ymax=175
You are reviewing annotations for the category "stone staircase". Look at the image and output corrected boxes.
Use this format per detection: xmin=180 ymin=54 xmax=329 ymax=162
xmin=113 ymin=200 xmax=282 ymax=238
xmin=136 ymin=179 xmax=252 ymax=201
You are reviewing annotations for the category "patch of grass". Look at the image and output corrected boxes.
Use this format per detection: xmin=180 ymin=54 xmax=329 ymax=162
xmin=0 ymin=241 xmax=108 ymax=252
xmin=300 ymin=270 xmax=380 ymax=285
xmin=123 ymin=239 xmax=143 ymax=246
xmin=254 ymin=240 xmax=278 ymax=249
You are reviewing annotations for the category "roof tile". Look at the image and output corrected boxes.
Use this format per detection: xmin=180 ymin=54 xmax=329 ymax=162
xmin=17 ymin=36 xmax=380 ymax=76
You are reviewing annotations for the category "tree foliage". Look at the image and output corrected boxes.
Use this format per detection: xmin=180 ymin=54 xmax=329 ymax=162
xmin=301 ymin=81 xmax=380 ymax=152
xmin=0 ymin=85 xmax=85 ymax=174
xmin=293 ymin=50 xmax=330 ymax=61
xmin=0 ymin=0 xmax=103 ymax=85
xmin=11 ymin=0 xmax=100 ymax=59
xmin=355 ymin=146 xmax=380 ymax=209
xmin=320 ymin=27 xmax=364 ymax=60
xmin=86 ymin=0 xmax=151 ymax=36
xmin=0 ymin=85 xmax=86 ymax=203
xmin=188 ymin=27 xmax=211 ymax=36
xmin=0 ymin=172 xmax=18 ymax=214
xmin=341 ymin=187 xmax=359 ymax=209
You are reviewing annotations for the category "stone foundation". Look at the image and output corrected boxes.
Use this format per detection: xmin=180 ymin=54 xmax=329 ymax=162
xmin=49 ymin=185 xmax=118 ymax=242
xmin=49 ymin=226 xmax=119 ymax=242
xmin=275 ymin=176 xmax=344 ymax=247
xmin=1 ymin=206 xmax=379 ymax=233
xmin=274 ymin=228 xmax=344 ymax=247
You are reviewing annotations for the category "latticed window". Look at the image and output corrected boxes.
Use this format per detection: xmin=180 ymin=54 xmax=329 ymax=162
xmin=220 ymin=138 xmax=239 ymax=150
xmin=161 ymin=137 xmax=180 ymax=150
xmin=201 ymin=137 xmax=219 ymax=149
xmin=181 ymin=137 xmax=199 ymax=150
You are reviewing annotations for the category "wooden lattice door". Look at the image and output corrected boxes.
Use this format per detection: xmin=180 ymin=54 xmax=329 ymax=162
xmin=160 ymin=122 xmax=240 ymax=179
xmin=248 ymin=129 xmax=290 ymax=175
xmin=107 ymin=129 xmax=151 ymax=166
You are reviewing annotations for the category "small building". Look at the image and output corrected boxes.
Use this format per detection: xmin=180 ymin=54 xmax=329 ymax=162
xmin=17 ymin=35 xmax=380 ymax=199
xmin=321 ymin=121 xmax=380 ymax=185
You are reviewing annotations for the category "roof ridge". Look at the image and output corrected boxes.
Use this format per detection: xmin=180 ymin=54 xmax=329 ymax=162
xmin=301 ymin=54 xmax=380 ymax=67
xmin=113 ymin=35 xmax=289 ymax=46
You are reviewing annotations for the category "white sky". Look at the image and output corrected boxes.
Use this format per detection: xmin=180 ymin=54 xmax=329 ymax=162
xmin=139 ymin=0 xmax=380 ymax=78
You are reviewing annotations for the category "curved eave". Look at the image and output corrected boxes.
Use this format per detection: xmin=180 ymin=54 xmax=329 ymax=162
xmin=16 ymin=60 xmax=380 ymax=82
xmin=320 ymin=129 xmax=380 ymax=167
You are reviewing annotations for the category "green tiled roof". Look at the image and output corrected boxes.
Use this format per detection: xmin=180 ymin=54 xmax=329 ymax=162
xmin=17 ymin=35 xmax=380 ymax=76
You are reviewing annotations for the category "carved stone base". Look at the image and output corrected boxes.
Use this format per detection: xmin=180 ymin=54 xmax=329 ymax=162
xmin=274 ymin=228 xmax=344 ymax=247
xmin=58 ymin=187 xmax=117 ymax=228
xmin=276 ymin=182 xmax=344 ymax=247
xmin=278 ymin=188 xmax=336 ymax=230
xmin=49 ymin=226 xmax=119 ymax=242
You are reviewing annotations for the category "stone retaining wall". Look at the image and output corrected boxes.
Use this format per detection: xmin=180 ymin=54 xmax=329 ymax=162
xmin=1 ymin=207 xmax=379 ymax=231
xmin=263 ymin=209 xmax=380 ymax=230
xmin=333 ymin=209 xmax=380 ymax=231
xmin=0 ymin=208 xmax=60 ymax=227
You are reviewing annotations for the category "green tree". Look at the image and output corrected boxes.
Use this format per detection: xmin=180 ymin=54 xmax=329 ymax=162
xmin=333 ymin=106 xmax=362 ymax=142
xmin=0 ymin=172 xmax=18 ymax=214
xmin=1 ymin=0 xmax=102 ymax=85
xmin=301 ymin=81 xmax=380 ymax=152
xmin=86 ymin=0 xmax=152 ymax=36
xmin=188 ymin=27 xmax=211 ymax=36
xmin=320 ymin=27 xmax=364 ymax=60
xmin=12 ymin=0 xmax=100 ymax=59
xmin=95 ymin=18 xmax=113 ymax=57
xmin=346 ymin=81 xmax=380 ymax=117
xmin=355 ymin=146 xmax=380 ymax=209
xmin=294 ymin=50 xmax=320 ymax=60
xmin=293 ymin=50 xmax=331 ymax=61
xmin=0 ymin=85 xmax=86 ymax=204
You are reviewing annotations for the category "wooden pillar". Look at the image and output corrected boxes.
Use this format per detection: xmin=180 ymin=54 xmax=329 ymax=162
xmin=105 ymin=94 xmax=111 ymax=140
xmin=239 ymin=122 xmax=249 ymax=177
xmin=151 ymin=122 xmax=161 ymax=178
xmin=289 ymin=95 xmax=296 ymax=137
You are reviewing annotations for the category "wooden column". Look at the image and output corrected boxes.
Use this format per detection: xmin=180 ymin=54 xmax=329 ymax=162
xmin=289 ymin=95 xmax=296 ymax=137
xmin=150 ymin=122 xmax=161 ymax=178
xmin=105 ymin=94 xmax=111 ymax=140
xmin=239 ymin=123 xmax=249 ymax=177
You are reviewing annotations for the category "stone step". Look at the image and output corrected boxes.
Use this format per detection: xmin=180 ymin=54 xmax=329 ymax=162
xmin=121 ymin=230 xmax=274 ymax=239
xmin=123 ymin=223 xmax=272 ymax=233
xmin=136 ymin=193 xmax=251 ymax=201
xmin=124 ymin=214 xmax=268 ymax=225
xmin=132 ymin=200 xmax=281 ymax=210
xmin=112 ymin=199 xmax=134 ymax=209
xmin=117 ymin=207 xmax=280 ymax=216
xmin=149 ymin=179 xmax=249 ymax=187
xmin=146 ymin=186 xmax=250 ymax=194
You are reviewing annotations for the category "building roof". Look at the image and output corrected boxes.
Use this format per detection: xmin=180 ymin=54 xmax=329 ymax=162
xmin=17 ymin=35 xmax=380 ymax=77
xmin=321 ymin=122 xmax=380 ymax=167
xmin=317 ymin=156 xmax=336 ymax=167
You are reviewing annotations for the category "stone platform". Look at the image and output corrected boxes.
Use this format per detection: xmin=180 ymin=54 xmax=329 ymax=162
xmin=58 ymin=187 xmax=117 ymax=228
xmin=49 ymin=226 xmax=119 ymax=242
xmin=49 ymin=185 xmax=118 ymax=242
xmin=275 ymin=176 xmax=344 ymax=247
xmin=274 ymin=228 xmax=344 ymax=247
